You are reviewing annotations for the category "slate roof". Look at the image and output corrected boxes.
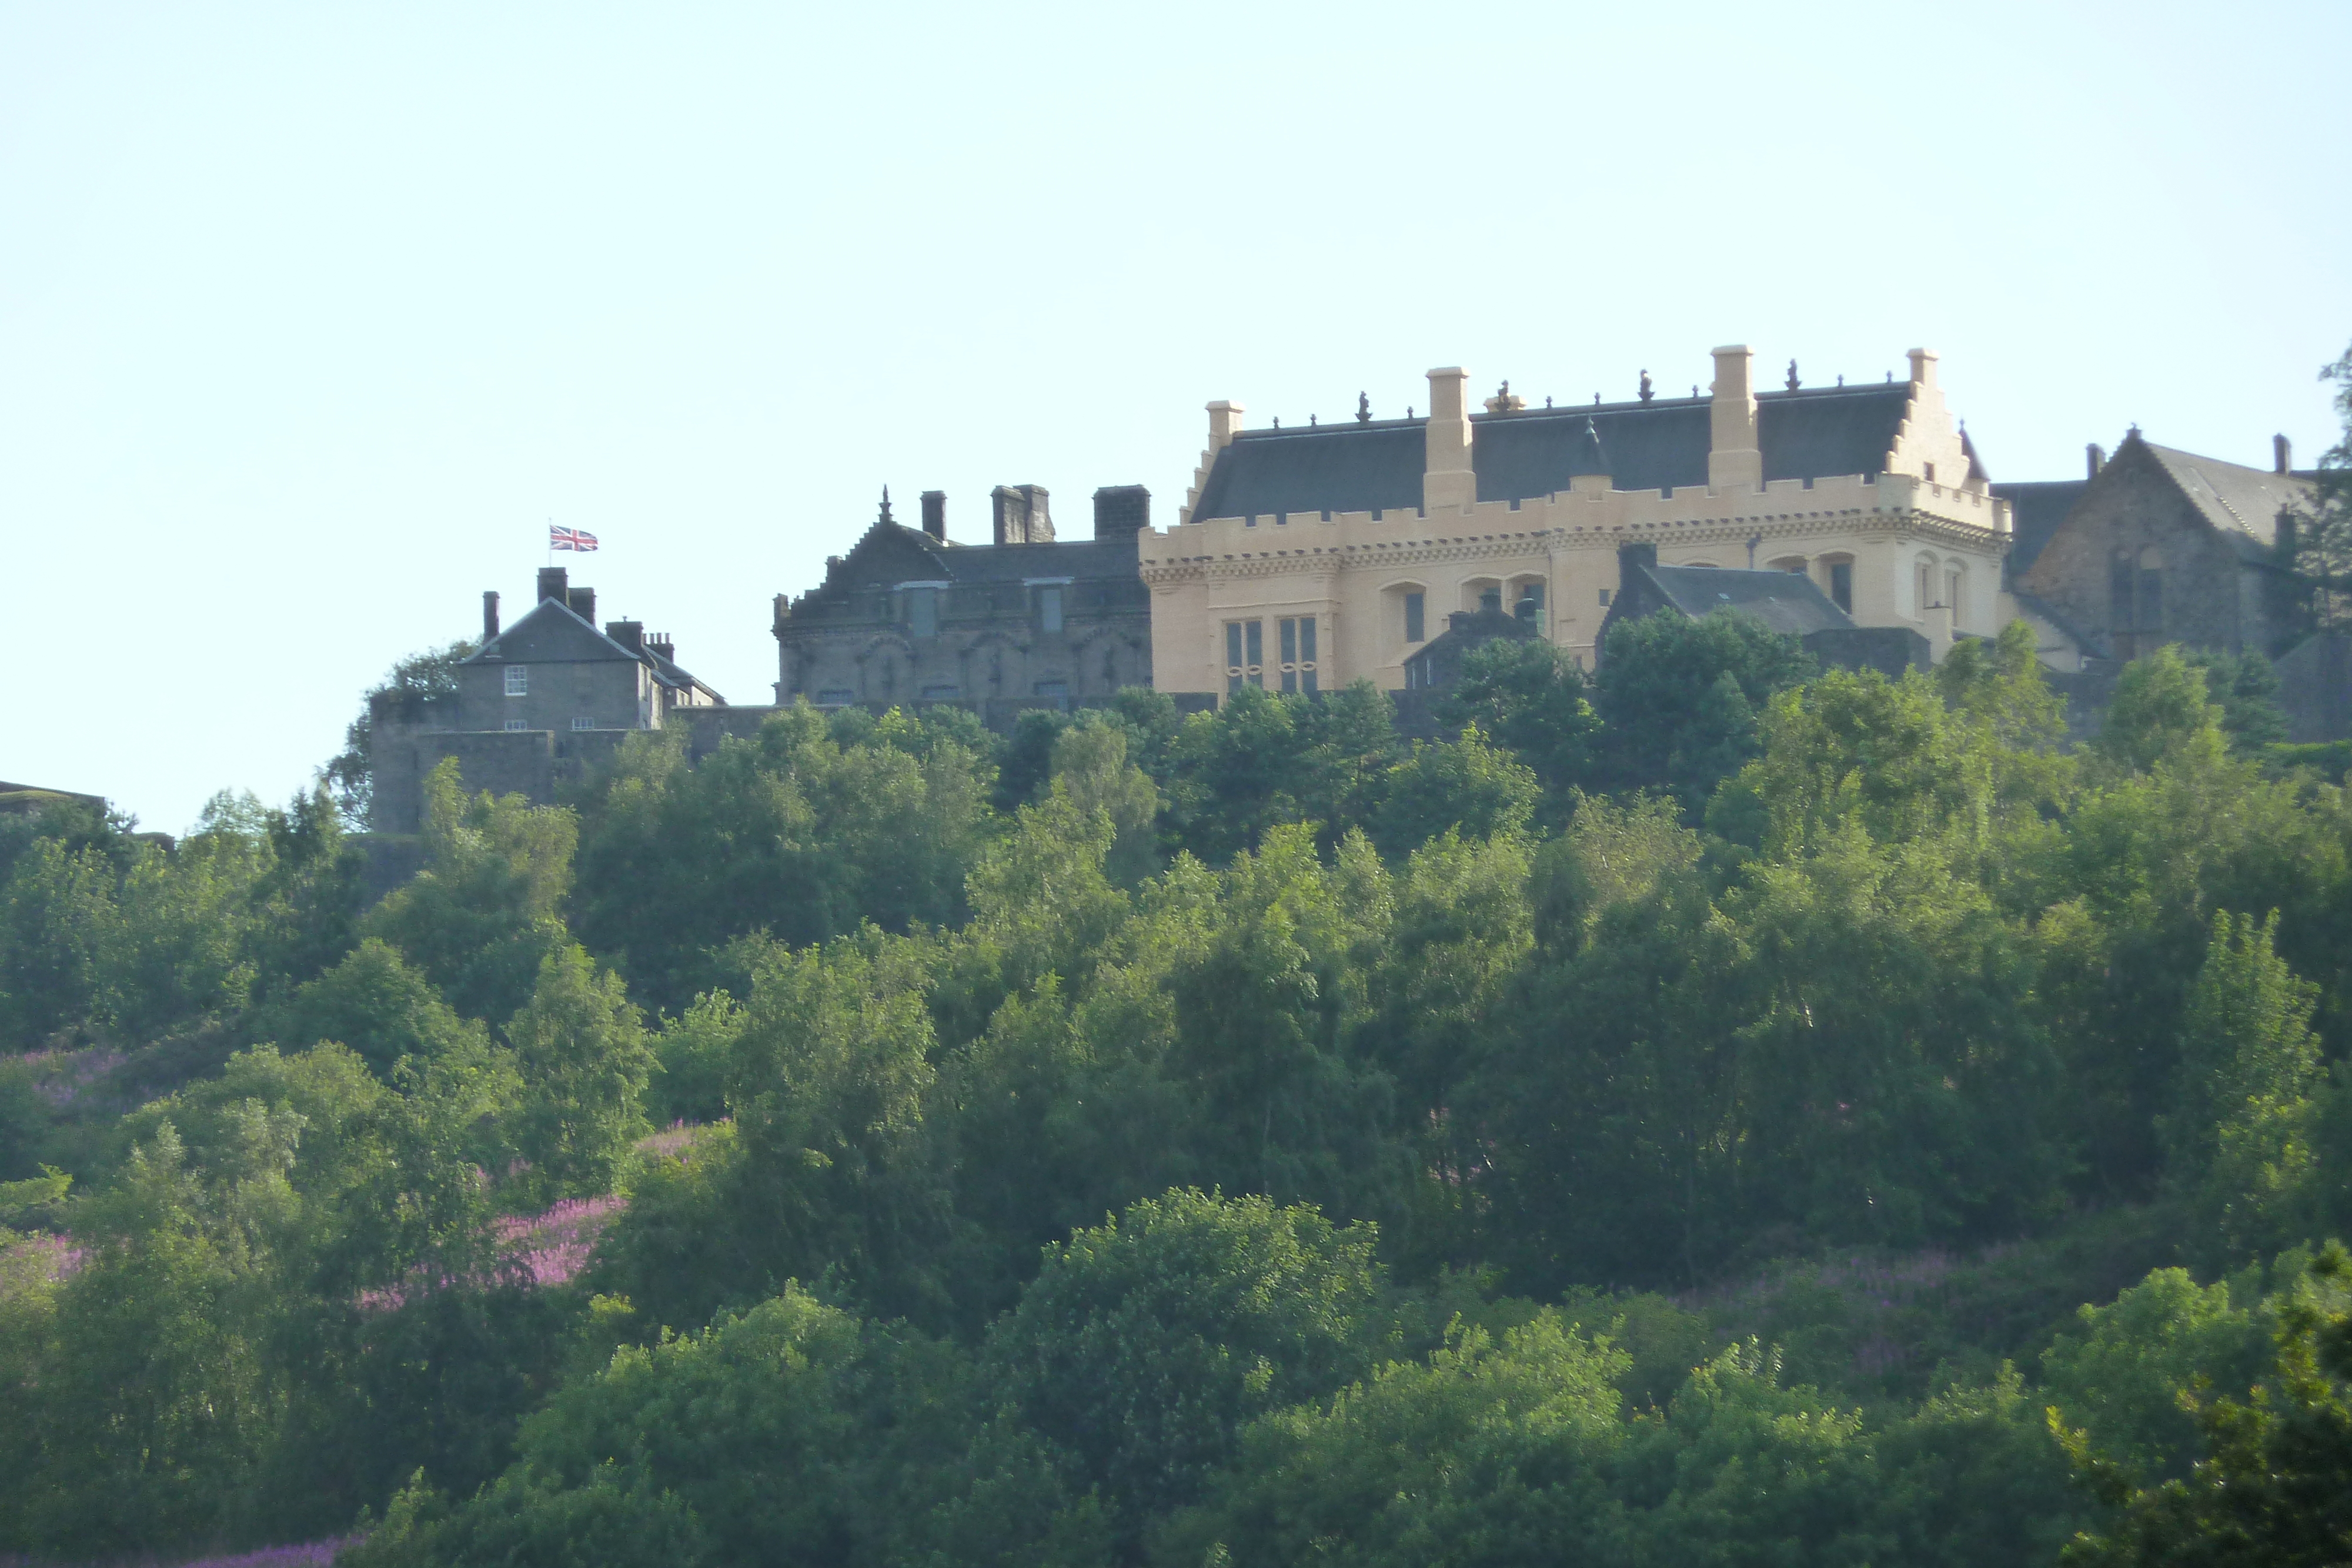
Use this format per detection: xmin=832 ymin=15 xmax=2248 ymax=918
xmin=1402 ymin=608 xmax=1539 ymax=673
xmin=463 ymin=597 xmax=724 ymax=701
xmin=1638 ymin=563 xmax=1857 ymax=637
xmin=807 ymin=519 xmax=1142 ymax=594
xmin=2141 ymin=441 xmax=2314 ymax=562
xmin=1188 ymin=383 xmax=1919 ymax=520
xmin=1989 ymin=479 xmax=2090 ymax=579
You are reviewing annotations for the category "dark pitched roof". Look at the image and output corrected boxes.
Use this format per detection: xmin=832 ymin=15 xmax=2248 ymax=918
xmin=464 ymin=597 xmax=723 ymax=700
xmin=1188 ymin=383 xmax=1919 ymax=521
xmin=1403 ymin=608 xmax=1539 ymax=669
xmin=2141 ymin=440 xmax=2314 ymax=561
xmin=808 ymin=519 xmax=1140 ymax=594
xmin=1989 ymin=479 xmax=2089 ymax=578
xmin=1639 ymin=563 xmax=1856 ymax=637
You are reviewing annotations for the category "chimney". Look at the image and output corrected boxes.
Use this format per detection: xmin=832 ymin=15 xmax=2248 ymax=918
xmin=567 ymin=586 xmax=596 ymax=623
xmin=537 ymin=566 xmax=568 ymax=604
xmin=2087 ymin=443 xmax=2106 ymax=479
xmin=2276 ymin=434 xmax=2293 ymax=475
xmin=1422 ymin=367 xmax=1475 ymax=511
xmin=605 ymin=619 xmax=644 ymax=654
xmin=482 ymin=590 xmax=500 ymax=643
xmin=1207 ymin=400 xmax=1246 ymax=454
xmin=1906 ymin=346 xmax=1939 ymax=390
xmin=1708 ymin=346 xmax=1762 ymax=489
xmin=920 ymin=490 xmax=947 ymax=542
xmin=991 ymin=484 xmax=1053 ymax=544
xmin=1092 ymin=484 xmax=1151 ymax=549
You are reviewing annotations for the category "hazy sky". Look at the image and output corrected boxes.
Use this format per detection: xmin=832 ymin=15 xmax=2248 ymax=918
xmin=5 ymin=2 xmax=2347 ymax=832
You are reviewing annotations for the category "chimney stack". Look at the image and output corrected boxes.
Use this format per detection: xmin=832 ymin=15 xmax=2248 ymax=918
xmin=2276 ymin=434 xmax=2293 ymax=475
xmin=537 ymin=566 xmax=568 ymax=604
xmin=1422 ymin=367 xmax=1475 ymax=511
xmin=2087 ymin=443 xmax=2106 ymax=479
xmin=1207 ymin=400 xmax=1246 ymax=454
xmin=567 ymin=586 xmax=596 ymax=623
xmin=605 ymin=619 xmax=644 ymax=654
xmin=1707 ymin=346 xmax=1762 ymax=490
xmin=482 ymin=591 xmax=500 ymax=643
xmin=990 ymin=484 xmax=1053 ymax=544
xmin=920 ymin=490 xmax=947 ymax=542
xmin=646 ymin=633 xmax=674 ymax=667
xmin=1092 ymin=484 xmax=1151 ymax=549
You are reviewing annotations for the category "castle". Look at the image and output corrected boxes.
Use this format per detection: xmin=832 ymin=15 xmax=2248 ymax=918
xmin=363 ymin=342 xmax=2341 ymax=830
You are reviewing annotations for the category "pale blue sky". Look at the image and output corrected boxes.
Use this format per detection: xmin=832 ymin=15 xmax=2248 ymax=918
xmin=5 ymin=2 xmax=2347 ymax=831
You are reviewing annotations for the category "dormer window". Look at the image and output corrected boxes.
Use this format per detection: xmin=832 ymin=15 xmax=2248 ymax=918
xmin=505 ymin=666 xmax=529 ymax=697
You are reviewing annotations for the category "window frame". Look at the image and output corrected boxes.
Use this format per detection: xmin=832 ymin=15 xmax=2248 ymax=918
xmin=505 ymin=664 xmax=529 ymax=697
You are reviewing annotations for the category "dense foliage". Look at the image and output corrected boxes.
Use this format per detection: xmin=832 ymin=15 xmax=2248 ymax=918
xmin=6 ymin=603 xmax=2352 ymax=1566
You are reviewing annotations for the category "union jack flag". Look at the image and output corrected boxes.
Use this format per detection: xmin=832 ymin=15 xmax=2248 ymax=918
xmin=550 ymin=526 xmax=599 ymax=552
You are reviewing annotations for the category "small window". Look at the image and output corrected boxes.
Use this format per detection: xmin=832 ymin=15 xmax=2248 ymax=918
xmin=1032 ymin=680 xmax=1068 ymax=698
xmin=1224 ymin=620 xmax=1264 ymax=694
xmin=505 ymin=665 xmax=529 ymax=697
xmin=571 ymin=716 xmax=594 ymax=731
xmin=920 ymin=683 xmax=961 ymax=701
xmin=908 ymin=587 xmax=938 ymax=638
xmin=503 ymin=718 xmax=528 ymax=732
xmin=816 ymin=688 xmax=856 ymax=707
xmin=1598 ymin=587 xmax=1613 ymax=606
xmin=1038 ymin=586 xmax=1064 ymax=634
xmin=1829 ymin=561 xmax=1853 ymax=613
xmin=1924 ymin=461 xmax=1937 ymax=483
xmin=1404 ymin=591 xmax=1425 ymax=644
xmin=1278 ymin=616 xmax=1318 ymax=695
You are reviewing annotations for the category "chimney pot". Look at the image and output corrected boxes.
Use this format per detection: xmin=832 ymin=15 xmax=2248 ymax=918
xmin=482 ymin=590 xmax=500 ymax=643
xmin=537 ymin=566 xmax=568 ymax=604
xmin=2087 ymin=443 xmax=2106 ymax=479
xmin=2276 ymin=434 xmax=2293 ymax=475
xmin=920 ymin=490 xmax=947 ymax=541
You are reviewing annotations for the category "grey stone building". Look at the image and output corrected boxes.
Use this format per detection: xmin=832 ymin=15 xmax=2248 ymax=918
xmin=772 ymin=484 xmax=1155 ymax=720
xmin=1598 ymin=541 xmax=1931 ymax=679
xmin=2011 ymin=430 xmax=2314 ymax=663
xmin=368 ymin=567 xmax=724 ymax=833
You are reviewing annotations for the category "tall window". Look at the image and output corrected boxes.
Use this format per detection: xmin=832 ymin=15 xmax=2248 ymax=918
xmin=505 ymin=665 xmax=529 ymax=697
xmin=1404 ymin=591 xmax=1425 ymax=644
xmin=2137 ymin=564 xmax=2163 ymax=633
xmin=1278 ymin=616 xmax=1318 ymax=694
xmin=1945 ymin=569 xmax=1963 ymax=633
xmin=1037 ymin=587 xmax=1064 ymax=634
xmin=2110 ymin=556 xmax=2135 ymax=632
xmin=1828 ymin=560 xmax=1853 ymax=613
xmin=1224 ymin=620 xmax=1264 ymax=694
xmin=907 ymin=587 xmax=937 ymax=638
xmin=1917 ymin=562 xmax=1934 ymax=619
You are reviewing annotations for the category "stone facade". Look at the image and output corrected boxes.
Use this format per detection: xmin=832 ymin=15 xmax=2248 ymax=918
xmin=2014 ymin=431 xmax=2315 ymax=663
xmin=1141 ymin=346 xmax=2016 ymax=698
xmin=773 ymin=486 xmax=1154 ymax=715
xmin=368 ymin=567 xmax=724 ymax=833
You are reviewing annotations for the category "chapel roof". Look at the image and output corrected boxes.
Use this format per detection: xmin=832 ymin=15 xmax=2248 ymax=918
xmin=1188 ymin=382 xmax=1918 ymax=521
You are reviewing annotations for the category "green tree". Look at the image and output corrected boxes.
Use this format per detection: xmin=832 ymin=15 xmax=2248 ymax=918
xmin=503 ymin=945 xmax=654 ymax=1202
xmin=364 ymin=760 xmax=577 ymax=1024
xmin=985 ymin=1188 xmax=1385 ymax=1542
xmin=2095 ymin=646 xmax=2228 ymax=775
xmin=2042 ymin=1266 xmax=2271 ymax=1486
xmin=1596 ymin=609 xmax=1816 ymax=810
xmin=2060 ymin=1243 xmax=2352 ymax=1568
xmin=1435 ymin=634 xmax=1603 ymax=798
xmin=323 ymin=641 xmax=475 ymax=826
xmin=1370 ymin=724 xmax=1540 ymax=855
xmin=259 ymin=937 xmax=487 ymax=1078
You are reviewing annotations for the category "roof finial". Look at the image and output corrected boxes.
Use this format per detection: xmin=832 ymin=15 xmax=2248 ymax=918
xmin=878 ymin=486 xmax=894 ymax=526
xmin=1639 ymin=369 xmax=1653 ymax=403
xmin=1309 ymin=413 xmax=1317 ymax=426
xmin=1786 ymin=359 xmax=1800 ymax=392
xmin=1356 ymin=391 xmax=1371 ymax=423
